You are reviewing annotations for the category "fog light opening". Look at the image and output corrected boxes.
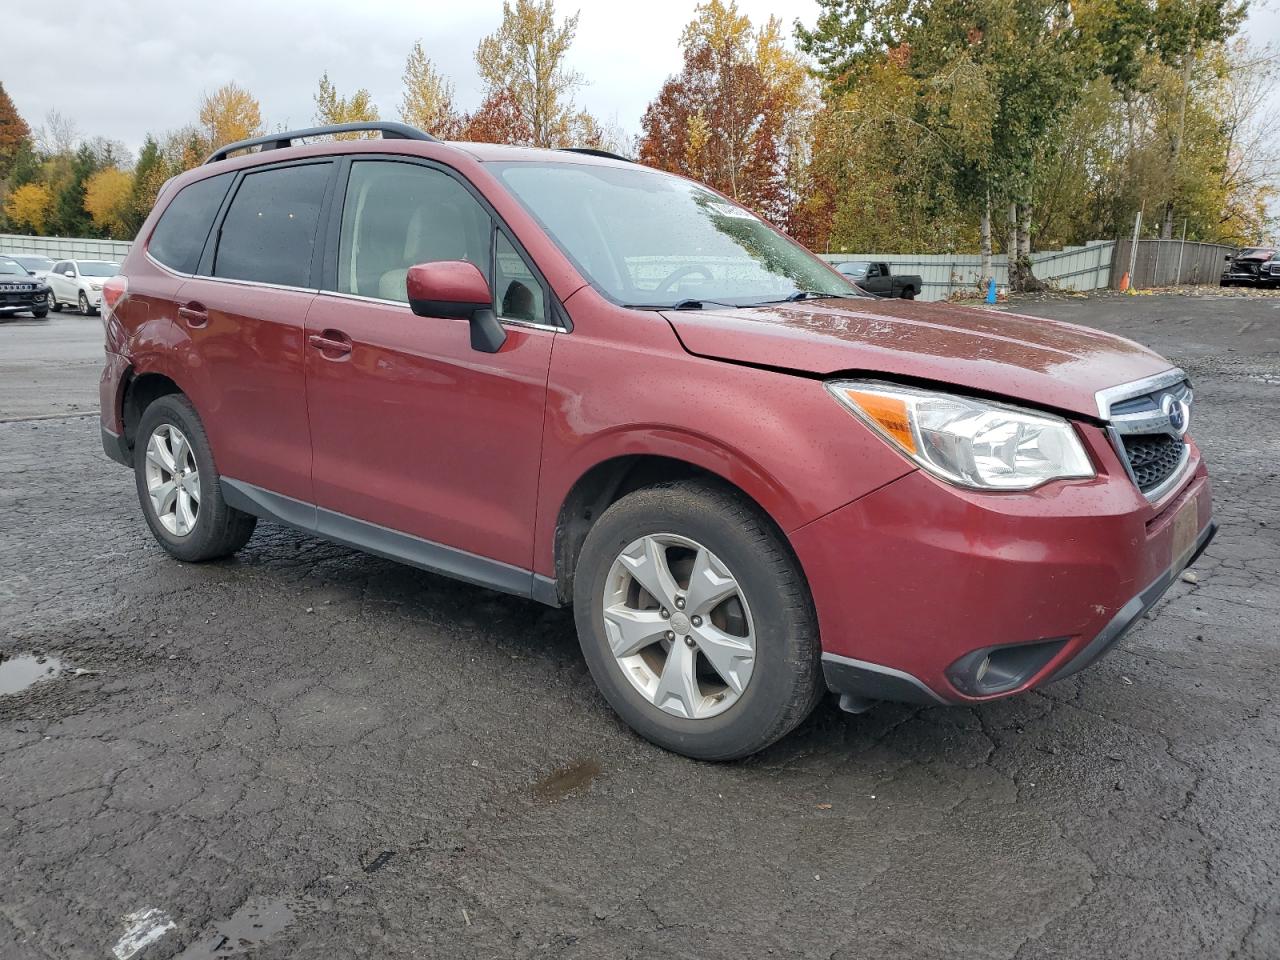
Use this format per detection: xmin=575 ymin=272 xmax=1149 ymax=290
xmin=947 ymin=638 xmax=1069 ymax=697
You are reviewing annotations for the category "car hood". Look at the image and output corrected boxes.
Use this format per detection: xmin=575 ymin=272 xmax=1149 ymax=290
xmin=662 ymin=298 xmax=1174 ymax=419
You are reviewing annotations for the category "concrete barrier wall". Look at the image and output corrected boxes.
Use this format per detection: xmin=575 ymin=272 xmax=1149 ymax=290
xmin=0 ymin=234 xmax=133 ymax=262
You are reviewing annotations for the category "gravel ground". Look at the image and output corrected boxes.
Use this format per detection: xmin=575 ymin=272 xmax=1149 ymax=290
xmin=0 ymin=295 xmax=1277 ymax=959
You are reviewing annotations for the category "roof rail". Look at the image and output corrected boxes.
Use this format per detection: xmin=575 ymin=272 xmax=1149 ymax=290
xmin=557 ymin=147 xmax=633 ymax=163
xmin=205 ymin=122 xmax=436 ymax=165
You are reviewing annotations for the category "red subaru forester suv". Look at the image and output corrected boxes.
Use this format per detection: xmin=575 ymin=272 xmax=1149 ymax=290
xmin=99 ymin=122 xmax=1214 ymax=760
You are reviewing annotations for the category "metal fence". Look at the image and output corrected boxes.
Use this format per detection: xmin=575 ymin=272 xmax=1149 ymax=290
xmin=819 ymin=241 xmax=1116 ymax=301
xmin=0 ymin=233 xmax=133 ymax=262
xmin=1110 ymin=239 xmax=1234 ymax=289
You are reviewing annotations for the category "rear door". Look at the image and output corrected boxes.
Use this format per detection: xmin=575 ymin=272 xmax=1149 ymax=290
xmin=175 ymin=159 xmax=336 ymax=505
xmin=303 ymin=156 xmax=556 ymax=576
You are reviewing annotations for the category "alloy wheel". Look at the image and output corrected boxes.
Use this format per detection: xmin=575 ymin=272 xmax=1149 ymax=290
xmin=602 ymin=533 xmax=756 ymax=720
xmin=78 ymin=292 xmax=90 ymax=315
xmin=144 ymin=424 xmax=201 ymax=536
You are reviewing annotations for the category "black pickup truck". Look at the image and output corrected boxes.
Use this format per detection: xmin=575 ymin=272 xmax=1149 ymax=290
xmin=1220 ymin=247 xmax=1276 ymax=287
xmin=836 ymin=260 xmax=922 ymax=299
xmin=0 ymin=256 xmax=51 ymax=319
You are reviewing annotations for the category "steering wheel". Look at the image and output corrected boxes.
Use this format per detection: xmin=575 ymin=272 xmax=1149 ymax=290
xmin=655 ymin=264 xmax=715 ymax=294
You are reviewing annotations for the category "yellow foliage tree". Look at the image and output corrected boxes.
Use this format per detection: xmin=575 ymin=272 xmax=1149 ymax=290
xmin=4 ymin=182 xmax=53 ymax=233
xmin=400 ymin=42 xmax=463 ymax=138
xmin=84 ymin=167 xmax=134 ymax=237
xmin=199 ymin=82 xmax=264 ymax=150
xmin=475 ymin=0 xmax=582 ymax=147
xmin=315 ymin=73 xmax=379 ymax=138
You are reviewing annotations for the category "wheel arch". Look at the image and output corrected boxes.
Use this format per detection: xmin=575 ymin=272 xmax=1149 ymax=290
xmin=547 ymin=451 xmax=802 ymax=606
xmin=120 ymin=370 xmax=186 ymax=453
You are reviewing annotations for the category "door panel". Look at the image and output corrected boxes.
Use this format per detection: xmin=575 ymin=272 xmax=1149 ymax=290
xmin=176 ymin=278 xmax=316 ymax=502
xmin=304 ymin=294 xmax=554 ymax=569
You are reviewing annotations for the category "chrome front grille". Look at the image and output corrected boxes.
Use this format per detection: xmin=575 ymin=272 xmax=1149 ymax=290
xmin=1122 ymin=434 xmax=1186 ymax=493
xmin=1095 ymin=369 xmax=1193 ymax=500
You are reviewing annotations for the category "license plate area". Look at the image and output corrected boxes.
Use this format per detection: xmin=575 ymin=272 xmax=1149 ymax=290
xmin=1170 ymin=490 xmax=1200 ymax=572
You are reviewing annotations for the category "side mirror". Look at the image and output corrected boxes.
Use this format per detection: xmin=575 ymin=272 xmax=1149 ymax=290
xmin=407 ymin=260 xmax=506 ymax=354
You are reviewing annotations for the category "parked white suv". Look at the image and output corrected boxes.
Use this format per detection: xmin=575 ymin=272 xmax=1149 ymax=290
xmin=47 ymin=259 xmax=121 ymax=315
xmin=7 ymin=254 xmax=55 ymax=281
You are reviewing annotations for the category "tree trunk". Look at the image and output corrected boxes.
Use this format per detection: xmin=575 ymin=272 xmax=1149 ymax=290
xmin=1163 ymin=49 xmax=1195 ymax=240
xmin=980 ymin=192 xmax=992 ymax=292
xmin=1017 ymin=200 xmax=1046 ymax=292
xmin=1007 ymin=200 xmax=1019 ymax=292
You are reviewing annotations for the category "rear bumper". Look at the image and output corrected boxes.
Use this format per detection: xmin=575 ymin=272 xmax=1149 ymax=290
xmin=793 ymin=439 xmax=1214 ymax=707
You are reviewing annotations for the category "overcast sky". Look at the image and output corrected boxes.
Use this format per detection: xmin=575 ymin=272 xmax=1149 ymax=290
xmin=5 ymin=0 xmax=1278 ymax=160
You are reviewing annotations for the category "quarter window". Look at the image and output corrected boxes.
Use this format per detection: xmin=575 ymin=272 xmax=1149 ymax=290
xmin=495 ymin=232 xmax=545 ymax=324
xmin=214 ymin=163 xmax=331 ymax=288
xmin=336 ymin=160 xmax=491 ymax=302
xmin=148 ymin=173 xmax=232 ymax=274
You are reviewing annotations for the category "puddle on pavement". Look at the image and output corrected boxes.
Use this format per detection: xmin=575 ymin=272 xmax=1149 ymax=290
xmin=177 ymin=895 xmax=315 ymax=958
xmin=0 ymin=653 xmax=66 ymax=695
xmin=532 ymin=759 xmax=602 ymax=802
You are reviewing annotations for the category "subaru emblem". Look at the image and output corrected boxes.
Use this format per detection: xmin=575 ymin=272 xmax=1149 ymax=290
xmin=1162 ymin=394 xmax=1187 ymax=434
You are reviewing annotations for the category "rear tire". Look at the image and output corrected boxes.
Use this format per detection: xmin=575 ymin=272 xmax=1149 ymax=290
xmin=901 ymin=286 xmax=916 ymax=300
xmin=134 ymin=394 xmax=256 ymax=562
xmin=573 ymin=479 xmax=823 ymax=760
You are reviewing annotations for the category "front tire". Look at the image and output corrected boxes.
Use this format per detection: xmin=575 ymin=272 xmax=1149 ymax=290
xmin=573 ymin=480 xmax=822 ymax=760
xmin=134 ymin=394 xmax=256 ymax=562
xmin=78 ymin=291 xmax=92 ymax=315
xmin=32 ymin=308 xmax=48 ymax=319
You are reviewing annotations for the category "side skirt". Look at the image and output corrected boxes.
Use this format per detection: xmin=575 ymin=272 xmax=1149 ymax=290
xmin=220 ymin=477 xmax=563 ymax=605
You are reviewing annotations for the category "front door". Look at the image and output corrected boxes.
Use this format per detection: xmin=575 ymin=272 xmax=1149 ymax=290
xmin=303 ymin=158 xmax=555 ymax=576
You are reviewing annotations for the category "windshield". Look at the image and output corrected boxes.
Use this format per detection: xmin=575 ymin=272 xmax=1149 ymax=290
xmin=0 ymin=259 xmax=28 ymax=276
xmin=490 ymin=161 xmax=865 ymax=308
xmin=838 ymin=261 xmax=869 ymax=277
xmin=77 ymin=261 xmax=120 ymax=277
xmin=12 ymin=256 xmax=53 ymax=271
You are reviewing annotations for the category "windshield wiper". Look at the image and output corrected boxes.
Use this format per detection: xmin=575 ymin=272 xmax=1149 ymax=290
xmin=782 ymin=290 xmax=866 ymax=302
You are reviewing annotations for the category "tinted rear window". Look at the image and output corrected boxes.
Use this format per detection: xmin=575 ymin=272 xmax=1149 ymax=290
xmin=149 ymin=173 xmax=233 ymax=274
xmin=213 ymin=163 xmax=331 ymax=288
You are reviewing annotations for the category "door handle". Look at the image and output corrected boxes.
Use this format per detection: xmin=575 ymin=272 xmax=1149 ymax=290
xmin=308 ymin=330 xmax=353 ymax=358
xmin=177 ymin=302 xmax=208 ymax=327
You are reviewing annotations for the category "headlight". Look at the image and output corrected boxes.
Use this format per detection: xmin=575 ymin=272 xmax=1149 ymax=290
xmin=89 ymin=283 xmax=102 ymax=291
xmin=826 ymin=380 xmax=1095 ymax=490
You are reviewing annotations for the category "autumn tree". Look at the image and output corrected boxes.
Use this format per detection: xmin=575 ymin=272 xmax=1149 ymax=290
xmin=3 ymin=182 xmax=52 ymax=233
xmin=84 ymin=167 xmax=135 ymax=237
xmin=315 ymin=73 xmax=379 ymax=136
xmin=639 ymin=0 xmax=812 ymax=225
xmin=474 ymin=0 xmax=583 ymax=147
xmin=125 ymin=135 xmax=169 ymax=235
xmin=199 ymin=82 xmax=264 ymax=151
xmin=400 ymin=42 xmax=464 ymax=138
xmin=460 ymin=90 xmax=535 ymax=145
xmin=0 ymin=82 xmax=32 ymax=182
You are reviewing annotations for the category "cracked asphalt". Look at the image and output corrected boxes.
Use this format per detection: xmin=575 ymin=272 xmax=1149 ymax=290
xmin=1 ymin=293 xmax=1277 ymax=959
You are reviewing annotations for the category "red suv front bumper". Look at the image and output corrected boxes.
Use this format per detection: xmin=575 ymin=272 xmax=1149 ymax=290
xmin=790 ymin=439 xmax=1214 ymax=708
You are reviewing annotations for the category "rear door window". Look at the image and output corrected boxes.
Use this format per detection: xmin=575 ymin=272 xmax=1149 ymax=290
xmin=148 ymin=173 xmax=233 ymax=274
xmin=214 ymin=163 xmax=332 ymax=288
